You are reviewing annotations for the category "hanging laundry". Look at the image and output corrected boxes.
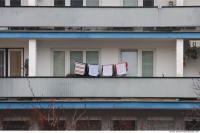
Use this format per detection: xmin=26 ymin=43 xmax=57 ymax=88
xmin=74 ymin=62 xmax=86 ymax=75
xmin=102 ymin=65 xmax=113 ymax=77
xmin=88 ymin=64 xmax=99 ymax=77
xmin=115 ymin=62 xmax=127 ymax=76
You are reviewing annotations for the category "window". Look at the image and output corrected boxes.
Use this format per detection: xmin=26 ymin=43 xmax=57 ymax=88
xmin=2 ymin=121 xmax=30 ymax=130
xmin=9 ymin=49 xmax=23 ymax=77
xmin=86 ymin=51 xmax=99 ymax=64
xmin=53 ymin=51 xmax=65 ymax=76
xmin=41 ymin=120 xmax=66 ymax=130
xmin=0 ymin=50 xmax=5 ymax=76
xmin=86 ymin=0 xmax=99 ymax=6
xmin=75 ymin=120 xmax=101 ymax=130
xmin=70 ymin=51 xmax=99 ymax=74
xmin=54 ymin=0 xmax=65 ymax=7
xmin=185 ymin=120 xmax=200 ymax=130
xmin=10 ymin=0 xmax=21 ymax=7
xmin=0 ymin=0 xmax=5 ymax=6
xmin=121 ymin=50 xmax=138 ymax=76
xmin=143 ymin=0 xmax=154 ymax=7
xmin=142 ymin=51 xmax=153 ymax=77
xmin=124 ymin=0 xmax=138 ymax=6
xmin=71 ymin=0 xmax=83 ymax=7
xmin=112 ymin=120 xmax=136 ymax=130
xmin=147 ymin=120 xmax=175 ymax=130
xmin=70 ymin=51 xmax=83 ymax=74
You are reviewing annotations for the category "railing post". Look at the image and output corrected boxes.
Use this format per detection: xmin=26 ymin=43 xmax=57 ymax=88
xmin=176 ymin=39 xmax=184 ymax=77
xmin=29 ymin=39 xmax=37 ymax=76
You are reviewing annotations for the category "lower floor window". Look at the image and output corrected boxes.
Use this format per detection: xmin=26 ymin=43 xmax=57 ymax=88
xmin=185 ymin=120 xmax=200 ymax=130
xmin=112 ymin=120 xmax=136 ymax=130
xmin=147 ymin=120 xmax=175 ymax=130
xmin=75 ymin=120 xmax=101 ymax=130
xmin=41 ymin=120 xmax=66 ymax=130
xmin=2 ymin=121 xmax=30 ymax=130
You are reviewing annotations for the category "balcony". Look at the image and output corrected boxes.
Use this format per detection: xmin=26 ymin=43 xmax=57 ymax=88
xmin=0 ymin=77 xmax=198 ymax=98
xmin=0 ymin=7 xmax=200 ymax=27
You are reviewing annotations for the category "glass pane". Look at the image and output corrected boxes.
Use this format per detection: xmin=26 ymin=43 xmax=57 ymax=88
xmin=147 ymin=120 xmax=175 ymax=130
xmin=121 ymin=50 xmax=138 ymax=76
xmin=142 ymin=51 xmax=153 ymax=77
xmin=10 ymin=0 xmax=21 ymax=6
xmin=124 ymin=0 xmax=138 ymax=6
xmin=53 ymin=51 xmax=65 ymax=76
xmin=76 ymin=120 xmax=101 ymax=130
xmin=86 ymin=51 xmax=99 ymax=64
xmin=113 ymin=120 xmax=136 ymax=130
xmin=10 ymin=51 xmax=21 ymax=76
xmin=54 ymin=0 xmax=65 ymax=6
xmin=143 ymin=0 xmax=154 ymax=7
xmin=2 ymin=121 xmax=30 ymax=130
xmin=86 ymin=0 xmax=99 ymax=6
xmin=0 ymin=0 xmax=5 ymax=6
xmin=70 ymin=51 xmax=83 ymax=74
xmin=0 ymin=50 xmax=4 ymax=76
xmin=71 ymin=0 xmax=83 ymax=7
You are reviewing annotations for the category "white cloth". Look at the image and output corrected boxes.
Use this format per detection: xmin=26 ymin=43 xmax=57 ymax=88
xmin=74 ymin=62 xmax=86 ymax=75
xmin=102 ymin=65 xmax=113 ymax=77
xmin=116 ymin=63 xmax=127 ymax=76
xmin=88 ymin=64 xmax=99 ymax=77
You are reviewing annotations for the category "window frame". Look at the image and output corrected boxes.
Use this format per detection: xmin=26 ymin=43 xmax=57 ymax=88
xmin=8 ymin=49 xmax=24 ymax=77
xmin=51 ymin=49 xmax=101 ymax=76
xmin=0 ymin=49 xmax=6 ymax=76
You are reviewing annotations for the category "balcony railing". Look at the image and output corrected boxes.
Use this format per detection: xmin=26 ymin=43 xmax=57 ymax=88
xmin=0 ymin=77 xmax=198 ymax=98
xmin=0 ymin=7 xmax=200 ymax=27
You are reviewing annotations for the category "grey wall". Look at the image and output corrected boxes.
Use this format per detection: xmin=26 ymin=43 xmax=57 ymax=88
xmin=0 ymin=78 xmax=197 ymax=98
xmin=0 ymin=7 xmax=200 ymax=27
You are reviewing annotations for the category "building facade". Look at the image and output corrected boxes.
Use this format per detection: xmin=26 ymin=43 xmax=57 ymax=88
xmin=0 ymin=0 xmax=200 ymax=130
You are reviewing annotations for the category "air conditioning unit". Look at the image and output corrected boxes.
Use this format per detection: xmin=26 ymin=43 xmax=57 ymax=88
xmin=168 ymin=1 xmax=174 ymax=6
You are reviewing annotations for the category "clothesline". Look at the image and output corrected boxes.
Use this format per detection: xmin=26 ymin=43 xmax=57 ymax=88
xmin=74 ymin=62 xmax=128 ymax=77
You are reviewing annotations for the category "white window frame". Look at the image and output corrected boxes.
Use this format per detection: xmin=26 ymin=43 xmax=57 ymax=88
xmin=68 ymin=49 xmax=101 ymax=74
xmin=119 ymin=49 xmax=139 ymax=76
xmin=118 ymin=48 xmax=156 ymax=77
xmin=8 ymin=49 xmax=24 ymax=76
xmin=51 ymin=49 xmax=101 ymax=76
xmin=140 ymin=49 xmax=156 ymax=77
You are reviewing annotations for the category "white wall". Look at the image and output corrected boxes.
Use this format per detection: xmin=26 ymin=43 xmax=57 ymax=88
xmin=36 ymin=39 xmax=176 ymax=77
xmin=154 ymin=0 xmax=176 ymax=6
xmin=1 ymin=39 xmax=199 ymax=77
xmin=36 ymin=0 xmax=54 ymax=6
xmin=184 ymin=0 xmax=200 ymax=6
xmin=101 ymin=0 xmax=122 ymax=6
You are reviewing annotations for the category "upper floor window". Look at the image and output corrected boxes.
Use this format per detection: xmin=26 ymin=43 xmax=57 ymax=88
xmin=143 ymin=0 xmax=154 ymax=7
xmin=54 ymin=0 xmax=65 ymax=7
xmin=124 ymin=0 xmax=138 ymax=6
xmin=10 ymin=0 xmax=21 ymax=7
xmin=0 ymin=0 xmax=5 ymax=6
xmin=71 ymin=0 xmax=83 ymax=7
xmin=86 ymin=0 xmax=99 ymax=6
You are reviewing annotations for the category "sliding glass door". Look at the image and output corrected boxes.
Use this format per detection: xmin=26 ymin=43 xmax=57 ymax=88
xmin=8 ymin=49 xmax=23 ymax=77
xmin=121 ymin=50 xmax=138 ymax=76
